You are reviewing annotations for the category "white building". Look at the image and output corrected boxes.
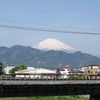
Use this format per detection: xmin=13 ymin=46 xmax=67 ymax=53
xmin=15 ymin=68 xmax=56 ymax=74
xmin=56 ymin=65 xmax=75 ymax=78
xmin=2 ymin=66 xmax=35 ymax=74
xmin=2 ymin=66 xmax=14 ymax=74
xmin=80 ymin=64 xmax=99 ymax=72
xmin=15 ymin=68 xmax=56 ymax=79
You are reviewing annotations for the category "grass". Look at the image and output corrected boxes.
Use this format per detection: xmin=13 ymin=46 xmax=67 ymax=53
xmin=0 ymin=96 xmax=89 ymax=100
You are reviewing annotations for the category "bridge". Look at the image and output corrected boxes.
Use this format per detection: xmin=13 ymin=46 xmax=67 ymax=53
xmin=0 ymin=74 xmax=100 ymax=100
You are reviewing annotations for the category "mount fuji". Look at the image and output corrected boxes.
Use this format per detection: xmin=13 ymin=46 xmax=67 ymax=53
xmin=32 ymin=38 xmax=77 ymax=53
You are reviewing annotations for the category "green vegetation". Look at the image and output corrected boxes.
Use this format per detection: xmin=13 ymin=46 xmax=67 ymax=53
xmin=0 ymin=96 xmax=89 ymax=100
xmin=68 ymin=75 xmax=83 ymax=79
xmin=0 ymin=62 xmax=3 ymax=74
xmin=0 ymin=62 xmax=3 ymax=66
xmin=9 ymin=64 xmax=27 ymax=74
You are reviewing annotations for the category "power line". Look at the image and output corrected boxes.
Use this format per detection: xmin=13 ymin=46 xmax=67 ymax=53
xmin=0 ymin=19 xmax=100 ymax=31
xmin=0 ymin=24 xmax=100 ymax=35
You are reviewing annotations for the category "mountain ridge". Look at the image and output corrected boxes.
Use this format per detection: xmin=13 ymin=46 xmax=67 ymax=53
xmin=0 ymin=45 xmax=100 ymax=69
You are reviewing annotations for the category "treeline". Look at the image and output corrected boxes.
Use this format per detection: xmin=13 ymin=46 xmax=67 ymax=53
xmin=9 ymin=64 xmax=27 ymax=74
xmin=1 ymin=62 xmax=27 ymax=74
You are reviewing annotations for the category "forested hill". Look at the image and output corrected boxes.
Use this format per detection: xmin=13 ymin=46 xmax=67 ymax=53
xmin=0 ymin=45 xmax=100 ymax=69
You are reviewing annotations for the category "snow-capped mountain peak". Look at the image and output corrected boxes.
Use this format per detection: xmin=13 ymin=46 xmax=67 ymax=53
xmin=32 ymin=38 xmax=77 ymax=53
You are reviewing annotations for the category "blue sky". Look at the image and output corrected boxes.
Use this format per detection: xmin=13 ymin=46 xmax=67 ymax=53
xmin=0 ymin=0 xmax=100 ymax=56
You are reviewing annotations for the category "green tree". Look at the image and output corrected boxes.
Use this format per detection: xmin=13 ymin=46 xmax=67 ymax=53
xmin=0 ymin=62 xmax=3 ymax=74
xmin=9 ymin=64 xmax=27 ymax=74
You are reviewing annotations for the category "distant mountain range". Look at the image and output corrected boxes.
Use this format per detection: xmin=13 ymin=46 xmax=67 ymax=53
xmin=0 ymin=45 xmax=100 ymax=69
xmin=97 ymin=55 xmax=100 ymax=59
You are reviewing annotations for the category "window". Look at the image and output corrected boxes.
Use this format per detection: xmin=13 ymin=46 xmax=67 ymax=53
xmin=60 ymin=69 xmax=65 ymax=71
xmin=95 ymin=72 xmax=97 ymax=74
xmin=88 ymin=70 xmax=90 ymax=73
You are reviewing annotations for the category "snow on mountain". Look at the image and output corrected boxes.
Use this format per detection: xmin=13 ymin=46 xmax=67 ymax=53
xmin=32 ymin=38 xmax=77 ymax=53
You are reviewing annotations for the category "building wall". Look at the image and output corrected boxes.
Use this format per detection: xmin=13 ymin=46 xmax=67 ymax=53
xmin=82 ymin=65 xmax=99 ymax=79
xmin=84 ymin=67 xmax=98 ymax=75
